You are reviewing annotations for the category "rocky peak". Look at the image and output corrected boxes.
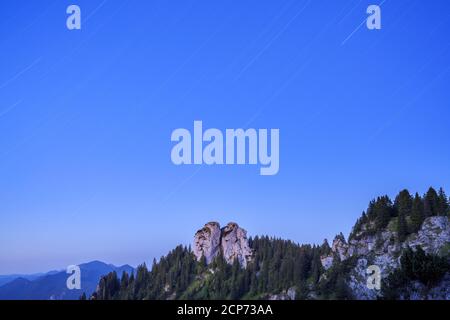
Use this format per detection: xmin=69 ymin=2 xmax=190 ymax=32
xmin=331 ymin=232 xmax=349 ymax=261
xmin=406 ymin=216 xmax=449 ymax=255
xmin=193 ymin=221 xmax=221 ymax=264
xmin=193 ymin=221 xmax=253 ymax=267
xmin=343 ymin=216 xmax=449 ymax=300
xmin=221 ymin=222 xmax=253 ymax=268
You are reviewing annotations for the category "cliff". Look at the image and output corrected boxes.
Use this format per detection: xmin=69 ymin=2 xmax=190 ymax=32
xmin=320 ymin=216 xmax=450 ymax=299
xmin=193 ymin=222 xmax=253 ymax=268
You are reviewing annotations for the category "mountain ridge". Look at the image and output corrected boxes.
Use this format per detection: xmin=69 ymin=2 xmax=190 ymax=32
xmin=0 ymin=261 xmax=134 ymax=300
xmin=93 ymin=187 xmax=449 ymax=300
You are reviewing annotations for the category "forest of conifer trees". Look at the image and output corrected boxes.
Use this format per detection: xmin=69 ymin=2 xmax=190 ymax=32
xmin=91 ymin=187 xmax=449 ymax=300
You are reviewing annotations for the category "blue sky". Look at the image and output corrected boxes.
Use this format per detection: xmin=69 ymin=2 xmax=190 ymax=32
xmin=0 ymin=0 xmax=449 ymax=274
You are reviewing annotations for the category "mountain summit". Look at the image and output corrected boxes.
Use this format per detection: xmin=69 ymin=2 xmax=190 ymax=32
xmin=193 ymin=221 xmax=253 ymax=267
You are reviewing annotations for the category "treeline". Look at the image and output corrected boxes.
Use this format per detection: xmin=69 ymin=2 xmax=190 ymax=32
xmin=350 ymin=187 xmax=449 ymax=241
xmin=94 ymin=245 xmax=197 ymax=300
xmin=93 ymin=237 xmax=351 ymax=300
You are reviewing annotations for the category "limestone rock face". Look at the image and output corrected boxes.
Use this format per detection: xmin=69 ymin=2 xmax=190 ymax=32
xmin=193 ymin=222 xmax=221 ymax=264
xmin=221 ymin=222 xmax=253 ymax=268
xmin=331 ymin=233 xmax=349 ymax=261
xmin=346 ymin=216 xmax=450 ymax=300
xmin=268 ymin=287 xmax=296 ymax=300
xmin=193 ymin=221 xmax=253 ymax=267
xmin=318 ymin=216 xmax=450 ymax=299
xmin=320 ymin=256 xmax=334 ymax=270
xmin=405 ymin=216 xmax=449 ymax=255
xmin=320 ymin=233 xmax=350 ymax=269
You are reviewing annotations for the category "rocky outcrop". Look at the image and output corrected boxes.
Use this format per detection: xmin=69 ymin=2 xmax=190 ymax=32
xmin=406 ymin=216 xmax=450 ymax=255
xmin=193 ymin=222 xmax=222 ymax=264
xmin=193 ymin=222 xmax=253 ymax=267
xmin=320 ymin=233 xmax=349 ymax=269
xmin=320 ymin=255 xmax=334 ymax=270
xmin=221 ymin=222 xmax=253 ymax=268
xmin=346 ymin=216 xmax=449 ymax=300
xmin=322 ymin=216 xmax=449 ymax=266
xmin=319 ymin=216 xmax=450 ymax=299
xmin=268 ymin=287 xmax=296 ymax=300
xmin=331 ymin=233 xmax=349 ymax=261
xmin=347 ymin=257 xmax=378 ymax=300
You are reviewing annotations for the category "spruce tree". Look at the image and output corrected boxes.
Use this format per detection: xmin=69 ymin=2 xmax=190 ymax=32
xmin=397 ymin=211 xmax=408 ymax=242
xmin=120 ymin=271 xmax=129 ymax=290
xmin=394 ymin=189 xmax=412 ymax=217
xmin=320 ymin=239 xmax=331 ymax=256
xmin=334 ymin=274 xmax=350 ymax=300
xmin=374 ymin=196 xmax=393 ymax=230
xmin=423 ymin=187 xmax=439 ymax=217
xmin=437 ymin=188 xmax=449 ymax=216
xmin=310 ymin=251 xmax=321 ymax=285
xmin=394 ymin=189 xmax=412 ymax=241
xmin=296 ymin=280 xmax=308 ymax=300
xmin=410 ymin=193 xmax=424 ymax=233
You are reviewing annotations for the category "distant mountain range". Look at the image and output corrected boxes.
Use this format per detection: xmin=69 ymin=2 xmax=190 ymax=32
xmin=0 ymin=261 xmax=133 ymax=300
xmin=0 ymin=271 xmax=59 ymax=287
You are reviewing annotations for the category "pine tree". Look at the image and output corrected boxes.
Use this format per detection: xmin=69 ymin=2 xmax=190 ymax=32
xmin=320 ymin=239 xmax=331 ymax=256
xmin=196 ymin=255 xmax=207 ymax=274
xmin=134 ymin=263 xmax=149 ymax=299
xmin=334 ymin=274 xmax=350 ymax=300
xmin=410 ymin=193 xmax=424 ymax=233
xmin=423 ymin=187 xmax=439 ymax=217
xmin=310 ymin=250 xmax=321 ymax=285
xmin=120 ymin=271 xmax=129 ymax=290
xmin=385 ymin=247 xmax=449 ymax=291
xmin=394 ymin=189 xmax=412 ymax=217
xmin=374 ymin=196 xmax=394 ymax=230
xmin=296 ymin=279 xmax=308 ymax=300
xmin=366 ymin=200 xmax=376 ymax=220
xmin=437 ymin=188 xmax=449 ymax=216
xmin=394 ymin=189 xmax=412 ymax=242
xmin=349 ymin=211 xmax=368 ymax=240
xmin=397 ymin=210 xmax=408 ymax=242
